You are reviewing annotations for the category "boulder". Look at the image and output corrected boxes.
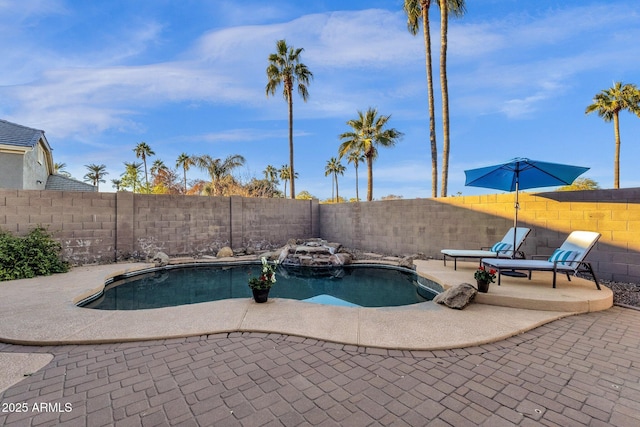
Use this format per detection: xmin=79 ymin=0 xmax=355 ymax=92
xmin=216 ymin=246 xmax=234 ymax=258
xmin=330 ymin=253 xmax=353 ymax=265
xmin=152 ymin=251 xmax=170 ymax=267
xmin=433 ymin=283 xmax=477 ymax=309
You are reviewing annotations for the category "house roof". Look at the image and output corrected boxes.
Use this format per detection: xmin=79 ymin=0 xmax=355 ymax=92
xmin=46 ymin=174 xmax=97 ymax=192
xmin=0 ymin=119 xmax=52 ymax=152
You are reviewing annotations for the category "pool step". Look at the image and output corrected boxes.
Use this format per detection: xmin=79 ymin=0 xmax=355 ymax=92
xmin=301 ymin=294 xmax=361 ymax=308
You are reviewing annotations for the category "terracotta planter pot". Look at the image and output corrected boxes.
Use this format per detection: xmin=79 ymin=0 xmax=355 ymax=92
xmin=252 ymin=288 xmax=270 ymax=303
xmin=476 ymin=280 xmax=490 ymax=293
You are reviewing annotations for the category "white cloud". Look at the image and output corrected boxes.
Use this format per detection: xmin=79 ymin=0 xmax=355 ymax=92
xmin=2 ymin=7 xmax=425 ymax=139
xmin=448 ymin=3 xmax=640 ymax=118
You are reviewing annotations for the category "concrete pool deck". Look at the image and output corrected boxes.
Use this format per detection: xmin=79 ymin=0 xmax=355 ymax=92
xmin=0 ymin=259 xmax=613 ymax=394
xmin=0 ymin=259 xmax=612 ymax=350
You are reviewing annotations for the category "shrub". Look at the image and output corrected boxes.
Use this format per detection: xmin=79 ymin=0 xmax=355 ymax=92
xmin=0 ymin=226 xmax=69 ymax=281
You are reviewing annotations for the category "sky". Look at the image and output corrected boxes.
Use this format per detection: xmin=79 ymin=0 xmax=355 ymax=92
xmin=1 ymin=0 xmax=639 ymax=200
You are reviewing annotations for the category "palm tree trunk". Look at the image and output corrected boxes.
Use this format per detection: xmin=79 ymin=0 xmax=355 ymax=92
xmin=183 ymin=169 xmax=187 ymax=194
xmin=355 ymin=164 xmax=360 ymax=202
xmin=422 ymin=2 xmax=438 ymax=198
xmin=335 ymin=174 xmax=339 ymax=202
xmin=614 ymin=112 xmax=621 ymax=189
xmin=367 ymin=156 xmax=374 ymax=201
xmin=288 ymin=94 xmax=295 ymax=199
xmin=331 ymin=174 xmax=335 ymax=202
xmin=439 ymin=0 xmax=450 ymax=198
xmin=143 ymin=158 xmax=149 ymax=191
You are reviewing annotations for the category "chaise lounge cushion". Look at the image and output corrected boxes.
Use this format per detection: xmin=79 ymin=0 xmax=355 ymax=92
xmin=548 ymin=249 xmax=578 ymax=265
xmin=490 ymin=242 xmax=512 ymax=253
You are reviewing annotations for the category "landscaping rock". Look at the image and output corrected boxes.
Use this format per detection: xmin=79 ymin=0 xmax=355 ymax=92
xmin=216 ymin=246 xmax=234 ymax=258
xmin=398 ymin=253 xmax=426 ymax=269
xmin=433 ymin=283 xmax=477 ymax=309
xmin=152 ymin=251 xmax=170 ymax=267
xmin=330 ymin=253 xmax=352 ymax=265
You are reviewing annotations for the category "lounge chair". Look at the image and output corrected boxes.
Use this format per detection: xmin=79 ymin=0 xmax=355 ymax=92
xmin=441 ymin=227 xmax=531 ymax=270
xmin=481 ymin=230 xmax=601 ymax=289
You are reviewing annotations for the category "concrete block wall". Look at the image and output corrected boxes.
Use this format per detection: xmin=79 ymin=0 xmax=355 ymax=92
xmin=1 ymin=188 xmax=637 ymax=282
xmin=0 ymin=190 xmax=319 ymax=264
xmin=128 ymin=193 xmax=232 ymax=259
xmin=232 ymin=197 xmax=319 ymax=250
xmin=0 ymin=189 xmax=117 ymax=264
xmin=319 ymin=188 xmax=640 ymax=283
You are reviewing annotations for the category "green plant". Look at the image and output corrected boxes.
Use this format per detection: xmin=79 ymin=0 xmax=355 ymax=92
xmin=248 ymin=257 xmax=279 ymax=290
xmin=474 ymin=266 xmax=497 ymax=284
xmin=0 ymin=226 xmax=69 ymax=281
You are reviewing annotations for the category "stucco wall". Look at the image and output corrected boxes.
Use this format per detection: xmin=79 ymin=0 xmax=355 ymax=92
xmin=22 ymin=146 xmax=49 ymax=190
xmin=0 ymin=152 xmax=23 ymax=189
xmin=319 ymin=188 xmax=640 ymax=283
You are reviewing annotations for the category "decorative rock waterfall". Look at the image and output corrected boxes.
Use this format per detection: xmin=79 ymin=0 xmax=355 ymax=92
xmin=276 ymin=239 xmax=353 ymax=267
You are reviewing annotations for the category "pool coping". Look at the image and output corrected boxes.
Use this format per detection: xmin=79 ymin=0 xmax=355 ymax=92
xmin=0 ymin=257 xmax=613 ymax=350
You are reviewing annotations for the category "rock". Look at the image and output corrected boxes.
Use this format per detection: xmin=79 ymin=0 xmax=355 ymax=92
xmin=216 ymin=246 xmax=234 ymax=258
xmin=259 ymin=251 xmax=278 ymax=261
xmin=152 ymin=251 xmax=170 ymax=267
xmin=433 ymin=283 xmax=477 ymax=309
xmin=324 ymin=242 xmax=342 ymax=254
xmin=232 ymin=247 xmax=247 ymax=256
xmin=398 ymin=253 xmax=426 ymax=269
xmin=278 ymin=245 xmax=295 ymax=263
xmin=330 ymin=253 xmax=353 ymax=265
xmin=278 ymin=239 xmax=352 ymax=267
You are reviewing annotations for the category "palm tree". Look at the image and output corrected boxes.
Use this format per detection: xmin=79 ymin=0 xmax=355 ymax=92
xmin=586 ymin=81 xmax=640 ymax=189
xmin=346 ymin=151 xmax=365 ymax=202
xmin=150 ymin=159 xmax=167 ymax=177
xmin=278 ymin=164 xmax=298 ymax=197
xmin=266 ymin=39 xmax=313 ymax=199
xmin=83 ymin=164 xmax=108 ymax=191
xmin=176 ymin=153 xmax=194 ymax=194
xmin=438 ymin=0 xmax=466 ymax=198
xmin=338 ymin=107 xmax=404 ymax=201
xmin=121 ymin=161 xmax=142 ymax=193
xmin=404 ymin=0 xmax=438 ymax=198
xmin=133 ymin=141 xmax=155 ymax=192
xmin=193 ymin=154 xmax=246 ymax=196
xmin=111 ymin=179 xmax=122 ymax=191
xmin=279 ymin=165 xmax=290 ymax=196
xmin=54 ymin=162 xmax=72 ymax=178
xmin=325 ymin=157 xmax=346 ymax=203
xmin=263 ymin=165 xmax=279 ymax=185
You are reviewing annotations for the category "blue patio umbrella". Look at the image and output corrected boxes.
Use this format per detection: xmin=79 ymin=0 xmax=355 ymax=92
xmin=464 ymin=158 xmax=589 ymax=257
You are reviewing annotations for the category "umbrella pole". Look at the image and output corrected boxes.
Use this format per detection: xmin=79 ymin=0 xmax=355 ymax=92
xmin=513 ymin=181 xmax=519 ymax=259
xmin=502 ymin=179 xmax=528 ymax=278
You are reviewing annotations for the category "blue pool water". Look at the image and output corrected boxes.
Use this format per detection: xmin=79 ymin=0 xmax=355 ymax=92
xmin=81 ymin=264 xmax=439 ymax=310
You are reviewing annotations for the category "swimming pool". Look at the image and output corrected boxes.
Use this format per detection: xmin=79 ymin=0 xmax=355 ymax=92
xmin=81 ymin=263 xmax=440 ymax=310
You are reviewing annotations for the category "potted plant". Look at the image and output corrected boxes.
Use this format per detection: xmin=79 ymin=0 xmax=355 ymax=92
xmin=248 ymin=257 xmax=279 ymax=303
xmin=474 ymin=266 xmax=497 ymax=293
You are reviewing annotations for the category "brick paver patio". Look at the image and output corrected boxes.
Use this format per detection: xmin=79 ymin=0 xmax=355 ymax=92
xmin=1 ymin=306 xmax=639 ymax=426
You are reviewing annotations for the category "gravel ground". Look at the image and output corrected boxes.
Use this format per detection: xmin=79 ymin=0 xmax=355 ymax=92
xmin=605 ymin=281 xmax=640 ymax=308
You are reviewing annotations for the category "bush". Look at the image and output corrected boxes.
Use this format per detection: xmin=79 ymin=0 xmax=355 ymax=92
xmin=0 ymin=226 xmax=69 ymax=281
